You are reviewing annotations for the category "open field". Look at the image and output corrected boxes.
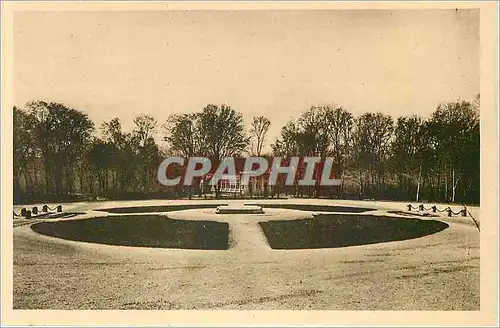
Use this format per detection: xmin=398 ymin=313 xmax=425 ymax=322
xmin=13 ymin=199 xmax=480 ymax=310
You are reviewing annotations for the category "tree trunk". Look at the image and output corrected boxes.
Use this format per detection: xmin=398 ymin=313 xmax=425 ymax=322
xmin=23 ymin=172 xmax=29 ymax=199
xmin=452 ymin=169 xmax=459 ymax=203
xmin=89 ymin=172 xmax=95 ymax=194
xmin=358 ymin=170 xmax=363 ymax=198
xmin=55 ymin=163 xmax=63 ymax=196
xmin=33 ymin=167 xmax=39 ymax=197
xmin=14 ymin=173 xmax=22 ymax=203
xmin=444 ymin=166 xmax=448 ymax=202
xmin=79 ymin=171 xmax=84 ymax=195
xmin=105 ymin=169 xmax=109 ymax=195
xmin=415 ymin=166 xmax=422 ymax=202
xmin=340 ymin=166 xmax=346 ymax=197
xmin=215 ymin=184 xmax=220 ymax=199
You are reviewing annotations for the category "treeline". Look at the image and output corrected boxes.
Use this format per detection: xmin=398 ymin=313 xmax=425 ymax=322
xmin=13 ymin=96 xmax=479 ymax=204
xmin=271 ymin=96 xmax=480 ymax=204
xmin=14 ymin=101 xmax=162 ymax=203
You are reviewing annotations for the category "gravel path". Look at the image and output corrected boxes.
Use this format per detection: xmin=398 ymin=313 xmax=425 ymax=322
xmin=13 ymin=199 xmax=480 ymax=310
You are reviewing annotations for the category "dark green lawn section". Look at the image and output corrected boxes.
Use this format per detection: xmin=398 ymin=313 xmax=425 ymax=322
xmin=247 ymin=204 xmax=375 ymax=213
xmin=96 ymin=204 xmax=227 ymax=213
xmin=31 ymin=215 xmax=229 ymax=250
xmin=96 ymin=203 xmax=374 ymax=214
xmin=259 ymin=214 xmax=449 ymax=249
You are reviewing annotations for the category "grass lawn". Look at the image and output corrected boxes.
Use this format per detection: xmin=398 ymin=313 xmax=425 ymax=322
xmin=31 ymin=215 xmax=229 ymax=250
xmin=248 ymin=204 xmax=375 ymax=213
xmin=96 ymin=204 xmax=227 ymax=213
xmin=260 ymin=214 xmax=449 ymax=249
xmin=97 ymin=204 xmax=375 ymax=214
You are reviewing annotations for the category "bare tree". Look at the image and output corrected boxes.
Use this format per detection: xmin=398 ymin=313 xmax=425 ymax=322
xmin=25 ymin=101 xmax=94 ymax=196
xmin=249 ymin=116 xmax=271 ymax=156
xmin=164 ymin=113 xmax=201 ymax=158
xmin=13 ymin=106 xmax=38 ymax=201
xmin=197 ymin=104 xmax=249 ymax=198
xmin=351 ymin=112 xmax=394 ymax=198
xmin=164 ymin=113 xmax=202 ymax=199
xmin=133 ymin=114 xmax=158 ymax=146
xmin=324 ymin=105 xmax=354 ymax=195
xmin=197 ymin=104 xmax=249 ymax=159
xmin=391 ymin=115 xmax=428 ymax=201
xmin=427 ymin=100 xmax=479 ymax=202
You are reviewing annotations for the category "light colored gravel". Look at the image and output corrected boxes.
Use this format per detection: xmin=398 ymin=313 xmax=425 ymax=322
xmin=13 ymin=199 xmax=479 ymax=310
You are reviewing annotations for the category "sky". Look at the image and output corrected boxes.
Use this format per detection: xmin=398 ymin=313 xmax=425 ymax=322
xmin=13 ymin=9 xmax=479 ymax=151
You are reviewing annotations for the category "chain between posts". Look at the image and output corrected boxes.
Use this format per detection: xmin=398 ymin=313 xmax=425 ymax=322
xmin=13 ymin=205 xmax=63 ymax=219
xmin=448 ymin=208 xmax=463 ymax=215
xmin=436 ymin=207 xmax=450 ymax=213
xmin=406 ymin=203 xmax=480 ymax=232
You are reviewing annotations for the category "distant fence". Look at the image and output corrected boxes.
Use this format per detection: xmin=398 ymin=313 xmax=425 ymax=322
xmin=13 ymin=205 xmax=63 ymax=219
xmin=407 ymin=203 xmax=480 ymax=231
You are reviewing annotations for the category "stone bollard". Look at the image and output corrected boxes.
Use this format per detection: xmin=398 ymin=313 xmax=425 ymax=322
xmin=42 ymin=205 xmax=49 ymax=212
xmin=432 ymin=206 xmax=437 ymax=213
xmin=21 ymin=208 xmax=27 ymax=216
xmin=447 ymin=208 xmax=452 ymax=217
xmin=407 ymin=204 xmax=412 ymax=211
xmin=419 ymin=204 xmax=424 ymax=211
xmin=462 ymin=207 xmax=467 ymax=217
xmin=25 ymin=210 xmax=31 ymax=219
xmin=32 ymin=207 xmax=38 ymax=215
xmin=57 ymin=205 xmax=63 ymax=212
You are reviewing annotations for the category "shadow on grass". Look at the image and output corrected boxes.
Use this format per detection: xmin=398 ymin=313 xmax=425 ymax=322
xmin=387 ymin=210 xmax=439 ymax=218
xmin=249 ymin=204 xmax=375 ymax=213
xmin=31 ymin=215 xmax=229 ymax=250
xmin=96 ymin=204 xmax=227 ymax=213
xmin=96 ymin=203 xmax=374 ymax=214
xmin=47 ymin=212 xmax=87 ymax=219
xmin=259 ymin=214 xmax=449 ymax=249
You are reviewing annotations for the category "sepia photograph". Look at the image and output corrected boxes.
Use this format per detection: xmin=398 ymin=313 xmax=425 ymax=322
xmin=1 ymin=1 xmax=498 ymax=326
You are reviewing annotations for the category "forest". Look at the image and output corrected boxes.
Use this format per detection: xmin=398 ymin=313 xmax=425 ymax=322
xmin=13 ymin=95 xmax=480 ymax=205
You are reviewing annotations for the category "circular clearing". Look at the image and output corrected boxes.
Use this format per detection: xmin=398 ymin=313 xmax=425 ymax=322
xmin=31 ymin=215 xmax=229 ymax=250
